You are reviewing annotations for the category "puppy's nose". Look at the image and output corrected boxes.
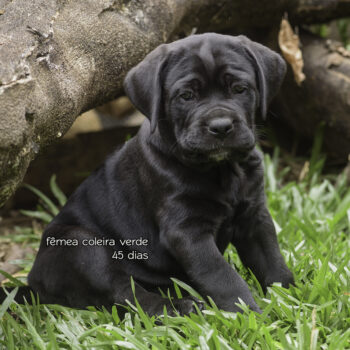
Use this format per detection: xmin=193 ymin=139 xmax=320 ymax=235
xmin=208 ymin=118 xmax=233 ymax=137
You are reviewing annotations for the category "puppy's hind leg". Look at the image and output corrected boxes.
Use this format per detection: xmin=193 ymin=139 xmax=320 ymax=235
xmin=28 ymin=225 xmax=198 ymax=316
xmin=28 ymin=225 xmax=116 ymax=308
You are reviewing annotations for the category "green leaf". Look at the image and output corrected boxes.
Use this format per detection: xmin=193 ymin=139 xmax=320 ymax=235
xmin=0 ymin=287 xmax=18 ymax=318
xmin=22 ymin=184 xmax=59 ymax=216
xmin=20 ymin=209 xmax=53 ymax=223
xmin=0 ymin=269 xmax=26 ymax=286
xmin=50 ymin=175 xmax=67 ymax=207
xmin=170 ymin=278 xmax=203 ymax=300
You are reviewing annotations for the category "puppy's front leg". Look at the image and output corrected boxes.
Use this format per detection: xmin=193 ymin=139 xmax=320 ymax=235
xmin=232 ymin=204 xmax=294 ymax=292
xmin=161 ymin=228 xmax=261 ymax=313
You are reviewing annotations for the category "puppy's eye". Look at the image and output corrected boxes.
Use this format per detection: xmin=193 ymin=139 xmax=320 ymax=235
xmin=232 ymin=85 xmax=247 ymax=94
xmin=180 ymin=91 xmax=194 ymax=100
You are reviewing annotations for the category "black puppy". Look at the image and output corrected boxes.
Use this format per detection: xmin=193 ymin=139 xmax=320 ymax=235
xmin=5 ymin=33 xmax=294 ymax=315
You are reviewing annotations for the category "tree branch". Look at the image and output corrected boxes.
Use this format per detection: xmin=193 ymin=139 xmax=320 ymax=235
xmin=1 ymin=0 xmax=350 ymax=206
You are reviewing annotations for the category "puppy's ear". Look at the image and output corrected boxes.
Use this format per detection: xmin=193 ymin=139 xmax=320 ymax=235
xmin=123 ymin=44 xmax=169 ymax=133
xmin=239 ymin=36 xmax=286 ymax=120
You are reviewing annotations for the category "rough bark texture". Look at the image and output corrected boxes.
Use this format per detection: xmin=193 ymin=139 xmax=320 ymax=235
xmin=291 ymin=0 xmax=350 ymax=24
xmin=273 ymin=32 xmax=350 ymax=160
xmin=0 ymin=0 xmax=350 ymax=206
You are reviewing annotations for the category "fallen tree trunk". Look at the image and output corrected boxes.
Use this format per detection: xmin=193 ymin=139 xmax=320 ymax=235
xmin=1 ymin=0 xmax=350 ymax=207
xmin=291 ymin=0 xmax=350 ymax=24
xmin=273 ymin=32 xmax=350 ymax=161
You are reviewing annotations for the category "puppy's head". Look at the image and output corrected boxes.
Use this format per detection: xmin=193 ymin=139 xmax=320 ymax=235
xmin=124 ymin=33 xmax=286 ymax=164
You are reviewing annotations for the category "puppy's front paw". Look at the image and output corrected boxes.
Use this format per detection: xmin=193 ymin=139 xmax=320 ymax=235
xmin=264 ymin=268 xmax=294 ymax=290
xmin=171 ymin=297 xmax=204 ymax=316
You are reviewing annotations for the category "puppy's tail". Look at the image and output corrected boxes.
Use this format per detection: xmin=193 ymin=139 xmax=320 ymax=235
xmin=0 ymin=286 xmax=36 ymax=304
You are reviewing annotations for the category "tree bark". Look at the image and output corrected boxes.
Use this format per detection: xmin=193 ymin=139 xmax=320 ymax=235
xmin=273 ymin=32 xmax=350 ymax=161
xmin=292 ymin=0 xmax=350 ymax=24
xmin=0 ymin=0 xmax=350 ymax=206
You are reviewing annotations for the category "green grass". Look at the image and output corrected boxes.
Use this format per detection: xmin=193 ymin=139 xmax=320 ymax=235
xmin=0 ymin=148 xmax=349 ymax=349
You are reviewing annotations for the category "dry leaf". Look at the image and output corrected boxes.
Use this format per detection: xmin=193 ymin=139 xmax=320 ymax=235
xmin=299 ymin=161 xmax=309 ymax=182
xmin=278 ymin=18 xmax=305 ymax=85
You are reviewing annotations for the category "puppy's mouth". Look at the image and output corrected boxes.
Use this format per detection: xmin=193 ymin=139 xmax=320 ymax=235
xmin=207 ymin=149 xmax=230 ymax=161
xmin=181 ymin=143 xmax=254 ymax=163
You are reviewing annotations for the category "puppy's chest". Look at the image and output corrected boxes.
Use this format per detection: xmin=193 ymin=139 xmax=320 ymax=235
xmin=210 ymin=166 xmax=248 ymax=251
xmin=216 ymin=163 xmax=245 ymax=207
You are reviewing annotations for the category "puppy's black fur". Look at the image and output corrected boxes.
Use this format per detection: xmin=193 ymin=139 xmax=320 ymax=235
xmin=2 ymin=34 xmax=294 ymax=315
